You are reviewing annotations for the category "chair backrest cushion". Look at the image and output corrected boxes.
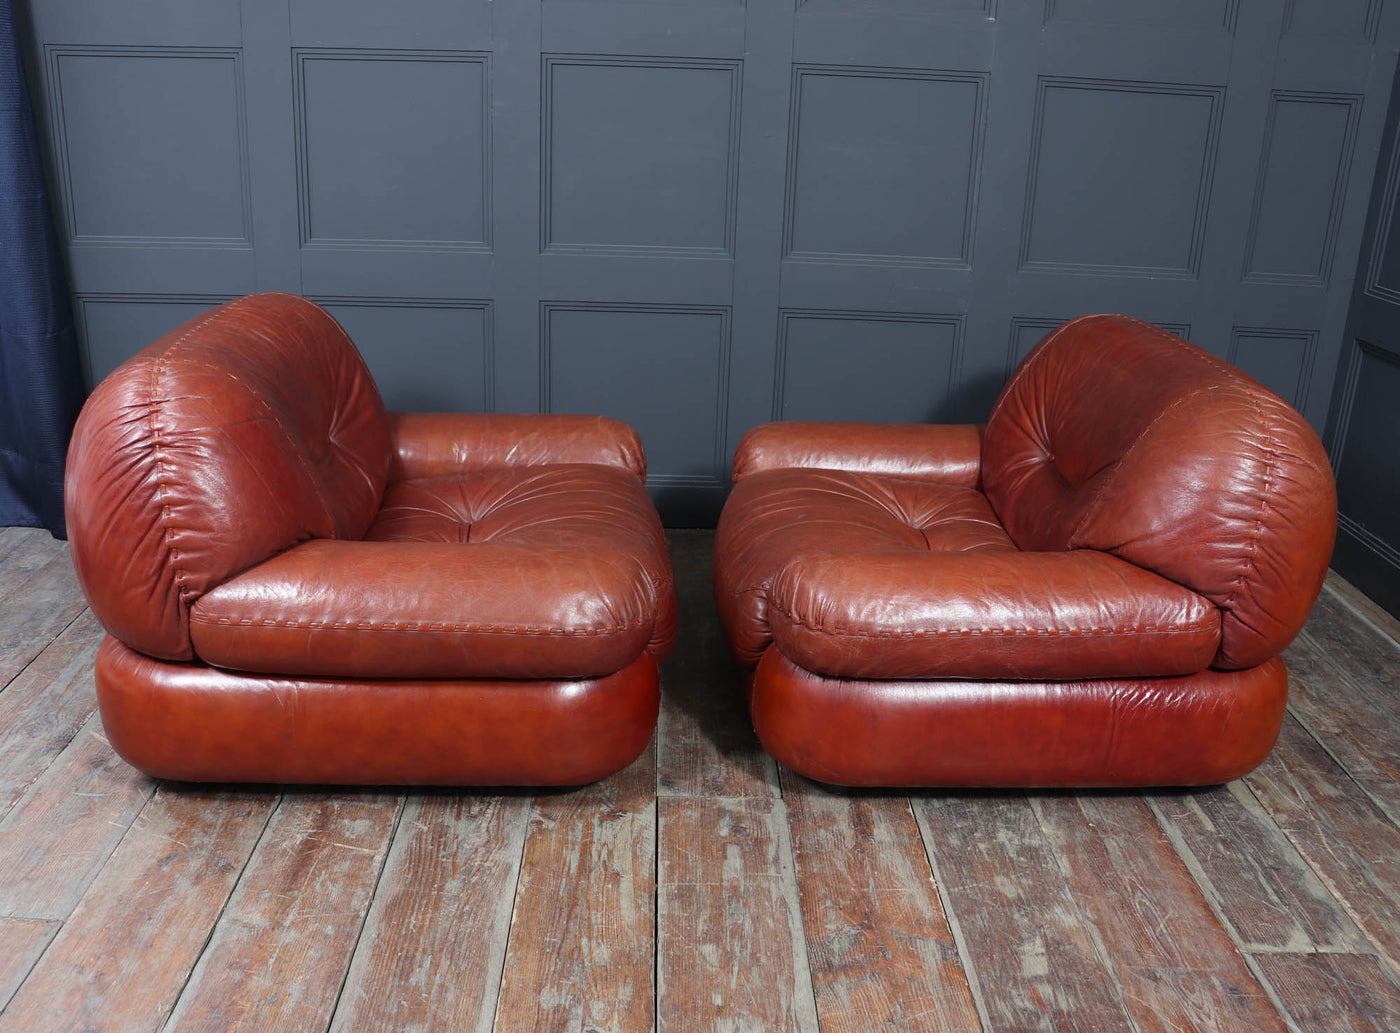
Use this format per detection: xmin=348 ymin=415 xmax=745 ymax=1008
xmin=982 ymin=314 xmax=1336 ymax=670
xmin=65 ymin=293 xmax=390 ymax=660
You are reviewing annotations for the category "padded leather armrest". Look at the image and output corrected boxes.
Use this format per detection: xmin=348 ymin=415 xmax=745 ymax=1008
xmin=768 ymin=549 xmax=1221 ymax=681
xmin=732 ymin=422 xmax=981 ymax=486
xmin=190 ymin=539 xmax=655 ymax=679
xmin=388 ymin=412 xmax=647 ymax=482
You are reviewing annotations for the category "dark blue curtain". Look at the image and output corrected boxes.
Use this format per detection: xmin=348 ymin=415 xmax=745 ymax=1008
xmin=0 ymin=0 xmax=82 ymax=538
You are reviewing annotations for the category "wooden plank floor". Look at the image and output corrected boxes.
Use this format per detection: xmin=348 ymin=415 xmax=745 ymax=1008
xmin=2 ymin=525 xmax=1399 ymax=1032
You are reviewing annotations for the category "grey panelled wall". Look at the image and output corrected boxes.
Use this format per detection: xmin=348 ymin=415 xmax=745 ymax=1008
xmin=1329 ymin=54 xmax=1400 ymax=618
xmin=19 ymin=0 xmax=1400 ymax=523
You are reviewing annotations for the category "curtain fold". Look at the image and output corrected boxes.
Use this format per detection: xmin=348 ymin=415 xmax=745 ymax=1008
xmin=0 ymin=0 xmax=83 ymax=538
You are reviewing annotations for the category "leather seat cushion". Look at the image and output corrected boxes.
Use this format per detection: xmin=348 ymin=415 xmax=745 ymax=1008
xmin=367 ymin=464 xmax=677 ymax=661
xmin=191 ymin=464 xmax=676 ymax=680
xmin=714 ymin=468 xmax=1016 ymax=668
xmin=714 ymin=468 xmax=1221 ymax=680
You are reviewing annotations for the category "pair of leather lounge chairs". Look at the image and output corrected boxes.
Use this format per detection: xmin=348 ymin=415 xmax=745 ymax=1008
xmin=64 ymin=294 xmax=1337 ymax=789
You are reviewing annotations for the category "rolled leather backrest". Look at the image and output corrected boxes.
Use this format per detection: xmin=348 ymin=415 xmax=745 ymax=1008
xmin=982 ymin=314 xmax=1336 ymax=670
xmin=65 ymin=293 xmax=390 ymax=661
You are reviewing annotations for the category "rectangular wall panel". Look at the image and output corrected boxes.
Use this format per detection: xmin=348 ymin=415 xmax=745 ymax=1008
xmin=784 ymin=66 xmax=986 ymax=267
xmin=542 ymin=57 xmax=741 ymax=256
xmin=774 ymin=310 xmax=962 ymax=422
xmin=47 ymin=48 xmax=248 ymax=244
xmin=1244 ymin=93 xmax=1361 ymax=285
xmin=1229 ymin=327 xmax=1317 ymax=405
xmin=541 ymin=303 xmax=731 ymax=486
xmin=1020 ymin=78 xmax=1224 ymax=277
xmin=76 ymin=295 xmax=228 ymax=386
xmin=316 ymin=299 xmax=493 ymax=411
xmin=295 ymin=51 xmax=490 ymax=248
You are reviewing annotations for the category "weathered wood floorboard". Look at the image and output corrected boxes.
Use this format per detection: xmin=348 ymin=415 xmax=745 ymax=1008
xmin=0 ymin=788 xmax=276 ymax=1033
xmin=0 ymin=550 xmax=87 ymax=690
xmin=1150 ymin=781 xmax=1368 ymax=953
xmin=658 ymin=793 xmax=819 ymax=1033
xmin=329 ymin=793 xmax=531 ymax=1033
xmin=782 ymin=772 xmax=981 ymax=1033
xmin=914 ymin=794 xmax=1139 ymax=1033
xmin=0 ymin=712 xmax=155 ymax=919
xmin=1033 ymin=794 xmax=1289 ymax=1033
xmin=0 ymin=535 xmax=1399 ymax=1032
xmin=657 ymin=530 xmax=778 ymax=800
xmin=0 ymin=529 xmax=63 ymax=607
xmin=494 ymin=746 xmax=657 ymax=1033
xmin=1247 ymin=716 xmax=1400 ymax=977
xmin=1252 ymin=952 xmax=1400 ymax=1033
xmin=163 ymin=792 xmax=401 ymax=1033
xmin=0 ymin=608 xmax=104 ymax=816
xmin=0 ymin=918 xmax=57 ymax=1013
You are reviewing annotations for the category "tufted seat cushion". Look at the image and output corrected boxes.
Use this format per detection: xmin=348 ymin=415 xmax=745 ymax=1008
xmin=716 ymin=468 xmax=1014 ymax=667
xmin=367 ymin=465 xmax=676 ymax=661
xmin=715 ymin=468 xmax=1220 ymax=680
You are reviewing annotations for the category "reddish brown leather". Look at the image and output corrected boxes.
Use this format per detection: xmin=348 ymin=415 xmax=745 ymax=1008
xmin=366 ymin=465 xmax=677 ymax=662
xmin=751 ymin=647 xmax=1287 ymax=787
xmin=65 ymin=294 xmax=389 ymax=660
xmin=191 ymin=540 xmax=655 ymax=679
xmin=983 ymin=314 xmax=1336 ymax=669
xmin=389 ymin=411 xmax=646 ymax=481
xmin=715 ymin=469 xmax=1014 ymax=667
xmin=768 ymin=550 xmax=1220 ymax=680
xmin=733 ymin=421 xmax=981 ymax=487
xmin=96 ymin=636 xmax=658 ymax=785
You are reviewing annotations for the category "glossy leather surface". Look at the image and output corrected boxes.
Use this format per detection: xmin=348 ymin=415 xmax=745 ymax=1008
xmin=715 ymin=469 xmax=1015 ymax=667
xmin=732 ymin=421 xmax=981 ymax=487
xmin=97 ymin=636 xmax=659 ymax=786
xmin=768 ymin=550 xmax=1220 ymax=680
xmin=984 ymin=314 xmax=1336 ymax=669
xmin=713 ymin=315 xmax=1335 ymax=786
xmin=368 ymin=464 xmax=676 ymax=661
xmin=66 ymin=293 xmax=675 ymax=785
xmin=192 ymin=540 xmax=655 ymax=679
xmin=389 ymin=411 xmax=646 ymax=481
xmin=752 ymin=647 xmax=1287 ymax=787
xmin=65 ymin=294 xmax=388 ymax=660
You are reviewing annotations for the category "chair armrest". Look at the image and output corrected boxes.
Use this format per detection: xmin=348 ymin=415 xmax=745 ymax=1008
xmin=768 ymin=548 xmax=1221 ymax=680
xmin=732 ymin=422 xmax=981 ymax=486
xmin=387 ymin=412 xmax=646 ymax=482
xmin=189 ymin=539 xmax=655 ymax=679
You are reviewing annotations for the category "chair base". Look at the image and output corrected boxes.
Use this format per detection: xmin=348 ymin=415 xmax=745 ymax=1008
xmin=749 ymin=647 xmax=1287 ymax=788
xmin=96 ymin=636 xmax=659 ymax=786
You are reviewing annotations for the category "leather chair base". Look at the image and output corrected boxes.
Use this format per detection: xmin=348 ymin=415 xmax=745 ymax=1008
xmin=750 ymin=647 xmax=1287 ymax=788
xmin=95 ymin=636 xmax=658 ymax=786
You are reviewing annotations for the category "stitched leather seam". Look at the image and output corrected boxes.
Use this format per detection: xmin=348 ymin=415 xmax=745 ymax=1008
xmin=1226 ymin=393 xmax=1278 ymax=613
xmin=189 ymin=614 xmax=651 ymax=636
xmin=771 ymin=606 xmax=1217 ymax=640
xmin=146 ymin=305 xmax=235 ymax=609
